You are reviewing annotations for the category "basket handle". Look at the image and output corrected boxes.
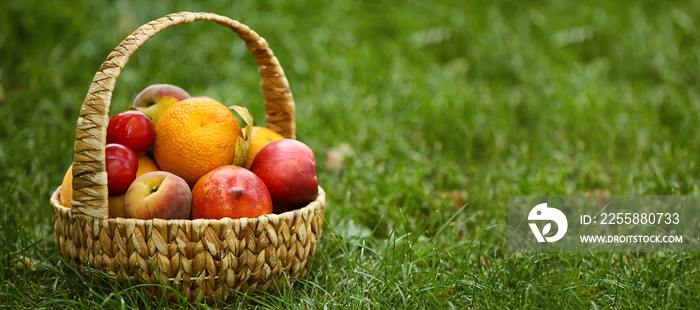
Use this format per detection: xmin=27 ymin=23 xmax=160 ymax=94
xmin=72 ymin=12 xmax=296 ymax=218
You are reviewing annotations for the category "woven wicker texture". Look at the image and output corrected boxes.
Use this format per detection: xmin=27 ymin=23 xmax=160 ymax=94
xmin=72 ymin=12 xmax=296 ymax=218
xmin=51 ymin=187 xmax=325 ymax=301
xmin=52 ymin=12 xmax=324 ymax=302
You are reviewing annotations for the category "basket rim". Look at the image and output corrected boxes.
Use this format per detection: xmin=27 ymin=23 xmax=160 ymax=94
xmin=51 ymin=185 xmax=326 ymax=225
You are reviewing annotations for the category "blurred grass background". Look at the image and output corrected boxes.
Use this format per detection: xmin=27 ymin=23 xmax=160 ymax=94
xmin=2 ymin=0 xmax=700 ymax=308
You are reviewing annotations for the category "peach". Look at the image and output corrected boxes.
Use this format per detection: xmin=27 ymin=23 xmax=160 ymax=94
xmin=250 ymin=139 xmax=318 ymax=213
xmin=108 ymin=155 xmax=161 ymax=218
xmin=191 ymin=165 xmax=272 ymax=220
xmin=124 ymin=171 xmax=191 ymax=220
xmin=132 ymin=84 xmax=190 ymax=124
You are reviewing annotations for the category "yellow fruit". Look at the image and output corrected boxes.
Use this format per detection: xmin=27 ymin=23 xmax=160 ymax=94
xmin=136 ymin=155 xmax=160 ymax=177
xmin=153 ymin=97 xmax=242 ymax=186
xmin=60 ymin=165 xmax=73 ymax=208
xmin=108 ymin=195 xmax=127 ymax=218
xmin=245 ymin=126 xmax=284 ymax=169
xmin=60 ymin=156 xmax=159 ymax=216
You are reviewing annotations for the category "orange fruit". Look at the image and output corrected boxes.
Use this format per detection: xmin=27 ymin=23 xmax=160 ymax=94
xmin=245 ymin=126 xmax=284 ymax=169
xmin=153 ymin=97 xmax=242 ymax=186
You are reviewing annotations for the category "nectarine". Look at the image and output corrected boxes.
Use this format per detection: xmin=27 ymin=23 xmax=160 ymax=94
xmin=191 ymin=165 xmax=273 ymax=220
xmin=250 ymin=139 xmax=318 ymax=213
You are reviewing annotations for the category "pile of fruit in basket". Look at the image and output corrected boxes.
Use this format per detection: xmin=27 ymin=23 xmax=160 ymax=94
xmin=60 ymin=84 xmax=319 ymax=220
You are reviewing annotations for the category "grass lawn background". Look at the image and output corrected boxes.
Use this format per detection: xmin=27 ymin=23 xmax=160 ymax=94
xmin=2 ymin=0 xmax=700 ymax=308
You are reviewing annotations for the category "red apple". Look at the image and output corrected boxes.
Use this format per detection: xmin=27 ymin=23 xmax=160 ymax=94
xmin=191 ymin=165 xmax=273 ymax=220
xmin=124 ymin=171 xmax=191 ymax=220
xmin=250 ymin=139 xmax=318 ymax=213
xmin=107 ymin=110 xmax=155 ymax=155
xmin=132 ymin=84 xmax=190 ymax=124
xmin=105 ymin=143 xmax=138 ymax=196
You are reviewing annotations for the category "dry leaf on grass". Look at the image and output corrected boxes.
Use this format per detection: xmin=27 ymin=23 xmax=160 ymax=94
xmin=326 ymin=142 xmax=353 ymax=170
xmin=584 ymin=189 xmax=611 ymax=207
xmin=444 ymin=189 xmax=468 ymax=208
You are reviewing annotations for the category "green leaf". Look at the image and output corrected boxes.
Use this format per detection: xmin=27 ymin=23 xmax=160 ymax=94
xmin=229 ymin=105 xmax=253 ymax=167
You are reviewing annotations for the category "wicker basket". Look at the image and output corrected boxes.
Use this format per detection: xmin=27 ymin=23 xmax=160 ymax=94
xmin=49 ymin=12 xmax=326 ymax=302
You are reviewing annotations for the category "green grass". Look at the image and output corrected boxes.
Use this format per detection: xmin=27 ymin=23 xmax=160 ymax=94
xmin=2 ymin=0 xmax=700 ymax=308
